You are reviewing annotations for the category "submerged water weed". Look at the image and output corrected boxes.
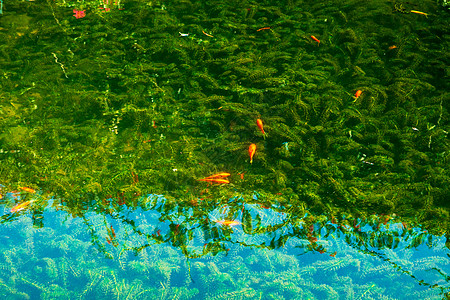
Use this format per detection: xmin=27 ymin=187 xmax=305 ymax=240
xmin=0 ymin=191 xmax=449 ymax=298
xmin=0 ymin=0 xmax=449 ymax=261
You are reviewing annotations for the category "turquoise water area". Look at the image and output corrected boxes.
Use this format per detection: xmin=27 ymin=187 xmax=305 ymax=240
xmin=1 ymin=194 xmax=449 ymax=299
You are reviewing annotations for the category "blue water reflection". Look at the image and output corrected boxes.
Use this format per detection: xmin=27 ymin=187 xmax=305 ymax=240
xmin=0 ymin=193 xmax=448 ymax=299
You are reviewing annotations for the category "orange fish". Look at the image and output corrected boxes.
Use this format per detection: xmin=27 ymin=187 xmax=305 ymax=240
xmin=204 ymin=172 xmax=230 ymax=179
xmin=19 ymin=187 xmax=36 ymax=193
xmin=311 ymin=35 xmax=320 ymax=45
xmin=354 ymin=90 xmax=362 ymax=98
xmin=410 ymin=10 xmax=428 ymax=17
xmin=257 ymin=26 xmax=271 ymax=32
xmin=202 ymin=30 xmax=214 ymax=37
xmin=215 ymin=220 xmax=241 ymax=226
xmin=11 ymin=200 xmax=35 ymax=213
xmin=256 ymin=119 xmax=265 ymax=135
xmin=249 ymin=143 xmax=256 ymax=164
xmin=199 ymin=178 xmax=230 ymax=184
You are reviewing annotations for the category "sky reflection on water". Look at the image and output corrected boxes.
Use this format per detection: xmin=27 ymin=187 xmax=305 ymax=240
xmin=0 ymin=194 xmax=448 ymax=299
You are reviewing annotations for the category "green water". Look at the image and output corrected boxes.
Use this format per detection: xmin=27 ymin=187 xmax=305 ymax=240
xmin=0 ymin=0 xmax=449 ymax=298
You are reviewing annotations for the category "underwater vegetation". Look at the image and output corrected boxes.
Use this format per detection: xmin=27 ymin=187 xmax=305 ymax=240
xmin=0 ymin=194 xmax=449 ymax=299
xmin=0 ymin=0 xmax=449 ymax=297
xmin=0 ymin=0 xmax=449 ymax=235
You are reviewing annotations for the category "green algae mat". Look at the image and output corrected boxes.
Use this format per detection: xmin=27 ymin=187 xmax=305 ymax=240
xmin=0 ymin=0 xmax=449 ymax=298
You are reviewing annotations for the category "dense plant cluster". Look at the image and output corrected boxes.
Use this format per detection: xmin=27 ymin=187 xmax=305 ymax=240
xmin=0 ymin=0 xmax=448 ymax=238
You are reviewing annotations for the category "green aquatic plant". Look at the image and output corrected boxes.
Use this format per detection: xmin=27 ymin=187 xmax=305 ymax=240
xmin=0 ymin=0 xmax=449 ymax=298
xmin=1 ymin=204 xmax=449 ymax=298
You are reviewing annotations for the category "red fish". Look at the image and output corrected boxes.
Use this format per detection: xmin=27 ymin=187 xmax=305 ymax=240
xmin=249 ymin=143 xmax=256 ymax=164
xmin=257 ymin=27 xmax=271 ymax=32
xmin=311 ymin=35 xmax=320 ymax=45
xmin=256 ymin=119 xmax=265 ymax=135
xmin=352 ymin=90 xmax=362 ymax=102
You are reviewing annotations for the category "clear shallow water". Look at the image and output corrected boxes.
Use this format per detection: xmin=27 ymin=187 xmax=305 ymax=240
xmin=1 ymin=0 xmax=449 ymax=298
xmin=1 ymin=194 xmax=448 ymax=299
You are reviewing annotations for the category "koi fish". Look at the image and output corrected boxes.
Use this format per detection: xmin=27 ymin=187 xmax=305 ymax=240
xmin=249 ymin=143 xmax=256 ymax=164
xmin=11 ymin=200 xmax=35 ymax=213
xmin=311 ymin=35 xmax=320 ymax=45
xmin=256 ymin=119 xmax=265 ymax=135
xmin=215 ymin=220 xmax=241 ymax=226
xmin=19 ymin=187 xmax=36 ymax=193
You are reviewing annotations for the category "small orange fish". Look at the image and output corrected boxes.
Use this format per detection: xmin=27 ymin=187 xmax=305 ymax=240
xmin=354 ymin=90 xmax=362 ymax=98
xmin=11 ymin=200 xmax=34 ymax=213
xmin=256 ymin=119 xmax=265 ymax=135
xmin=329 ymin=251 xmax=337 ymax=257
xmin=215 ymin=220 xmax=241 ymax=226
xmin=257 ymin=26 xmax=271 ymax=32
xmin=199 ymin=178 xmax=230 ymax=184
xmin=311 ymin=35 xmax=320 ymax=45
xmin=410 ymin=10 xmax=428 ymax=17
xmin=249 ymin=143 xmax=256 ymax=164
xmin=204 ymin=172 xmax=230 ymax=179
xmin=202 ymin=30 xmax=214 ymax=37
xmin=19 ymin=187 xmax=36 ymax=193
